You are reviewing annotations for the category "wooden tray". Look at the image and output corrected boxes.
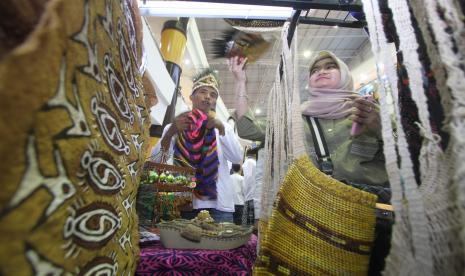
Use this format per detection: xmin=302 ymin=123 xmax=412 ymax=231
xmin=154 ymin=183 xmax=194 ymax=192
xmin=144 ymin=161 xmax=200 ymax=174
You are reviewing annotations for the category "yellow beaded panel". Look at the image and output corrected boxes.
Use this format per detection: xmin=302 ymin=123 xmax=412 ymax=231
xmin=254 ymin=155 xmax=377 ymax=275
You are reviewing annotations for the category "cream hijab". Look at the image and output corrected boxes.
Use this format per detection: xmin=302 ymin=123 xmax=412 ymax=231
xmin=301 ymin=51 xmax=358 ymax=119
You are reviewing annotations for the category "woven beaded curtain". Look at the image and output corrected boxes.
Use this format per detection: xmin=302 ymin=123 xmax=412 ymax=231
xmin=361 ymin=0 xmax=465 ymax=274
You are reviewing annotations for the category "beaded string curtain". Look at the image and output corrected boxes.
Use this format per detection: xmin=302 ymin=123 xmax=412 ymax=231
xmin=222 ymin=22 xmax=286 ymax=234
xmin=234 ymin=20 xmax=377 ymax=275
xmin=362 ymin=0 xmax=465 ymax=274
xmin=0 ymin=0 xmax=149 ymax=274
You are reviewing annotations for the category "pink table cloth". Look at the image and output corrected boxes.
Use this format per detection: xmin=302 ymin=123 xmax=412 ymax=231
xmin=136 ymin=235 xmax=257 ymax=275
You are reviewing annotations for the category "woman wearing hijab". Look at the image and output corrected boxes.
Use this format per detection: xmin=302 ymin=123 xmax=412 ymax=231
xmin=301 ymin=51 xmax=389 ymax=190
xmin=232 ymin=52 xmax=389 ymax=191
xmin=231 ymin=51 xmax=391 ymax=275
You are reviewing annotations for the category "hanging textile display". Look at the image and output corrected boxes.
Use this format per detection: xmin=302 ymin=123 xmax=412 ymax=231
xmin=362 ymin=0 xmax=434 ymax=274
xmin=216 ymin=20 xmax=285 ymax=238
xmin=362 ymin=0 xmax=465 ymax=274
xmin=0 ymin=0 xmax=149 ymax=274
xmin=253 ymin=23 xmax=378 ymax=276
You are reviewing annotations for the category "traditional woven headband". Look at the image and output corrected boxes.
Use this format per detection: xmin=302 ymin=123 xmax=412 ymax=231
xmin=192 ymin=70 xmax=219 ymax=95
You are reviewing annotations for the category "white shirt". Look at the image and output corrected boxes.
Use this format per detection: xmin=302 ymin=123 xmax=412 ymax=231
xmin=254 ymin=149 xmax=264 ymax=218
xmin=230 ymin=173 xmax=245 ymax=205
xmin=151 ymin=122 xmax=243 ymax=212
xmin=242 ymin=157 xmax=256 ymax=201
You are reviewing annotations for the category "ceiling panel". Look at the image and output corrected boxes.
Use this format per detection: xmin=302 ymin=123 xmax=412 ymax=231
xmin=195 ymin=16 xmax=370 ymax=117
xmin=147 ymin=8 xmax=370 ymax=118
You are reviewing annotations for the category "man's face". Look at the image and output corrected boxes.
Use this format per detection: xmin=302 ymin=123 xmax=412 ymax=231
xmin=190 ymin=86 xmax=218 ymax=113
xmin=309 ymin=57 xmax=341 ymax=89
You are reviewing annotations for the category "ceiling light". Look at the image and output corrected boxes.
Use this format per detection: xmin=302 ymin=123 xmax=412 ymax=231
xmin=138 ymin=1 xmax=294 ymax=19
xmin=333 ymin=25 xmax=339 ymax=29
xmin=303 ymin=50 xmax=312 ymax=58
xmin=184 ymin=58 xmax=191 ymax=65
xmin=359 ymin=73 xmax=368 ymax=82
xmin=255 ymin=108 xmax=261 ymax=115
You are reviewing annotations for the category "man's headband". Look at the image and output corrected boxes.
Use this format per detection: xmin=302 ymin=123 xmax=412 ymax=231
xmin=192 ymin=69 xmax=219 ymax=95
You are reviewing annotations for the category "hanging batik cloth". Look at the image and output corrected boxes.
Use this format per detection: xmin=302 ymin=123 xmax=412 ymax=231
xmin=0 ymin=0 xmax=149 ymax=274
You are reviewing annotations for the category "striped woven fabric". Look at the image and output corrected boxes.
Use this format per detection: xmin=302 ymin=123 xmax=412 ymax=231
xmin=254 ymin=155 xmax=377 ymax=275
xmin=174 ymin=109 xmax=219 ymax=200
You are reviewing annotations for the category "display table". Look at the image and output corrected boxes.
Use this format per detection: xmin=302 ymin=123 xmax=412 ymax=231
xmin=136 ymin=234 xmax=257 ymax=275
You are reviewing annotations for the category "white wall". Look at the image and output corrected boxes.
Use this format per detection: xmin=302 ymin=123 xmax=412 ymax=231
xmin=143 ymin=17 xmax=230 ymax=124
xmin=142 ymin=18 xmax=191 ymax=125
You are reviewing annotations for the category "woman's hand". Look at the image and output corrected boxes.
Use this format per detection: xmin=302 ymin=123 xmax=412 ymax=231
xmin=350 ymin=97 xmax=381 ymax=137
xmin=228 ymin=56 xmax=247 ymax=82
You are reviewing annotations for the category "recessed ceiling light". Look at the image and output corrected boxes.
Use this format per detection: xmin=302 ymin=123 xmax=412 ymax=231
xmin=333 ymin=25 xmax=339 ymax=29
xmin=303 ymin=50 xmax=312 ymax=58
xmin=359 ymin=73 xmax=368 ymax=82
xmin=184 ymin=58 xmax=191 ymax=65
xmin=255 ymin=108 xmax=261 ymax=114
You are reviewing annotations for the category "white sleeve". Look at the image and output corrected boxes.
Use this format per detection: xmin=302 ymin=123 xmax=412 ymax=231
xmin=254 ymin=149 xmax=265 ymax=219
xmin=150 ymin=124 xmax=176 ymax=162
xmin=218 ymin=122 xmax=243 ymax=164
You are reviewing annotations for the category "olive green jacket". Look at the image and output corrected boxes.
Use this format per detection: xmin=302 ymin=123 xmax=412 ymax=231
xmin=235 ymin=110 xmax=389 ymax=187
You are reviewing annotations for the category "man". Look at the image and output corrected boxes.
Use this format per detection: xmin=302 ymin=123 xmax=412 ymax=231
xmin=241 ymin=150 xmax=257 ymax=226
xmin=151 ymin=69 xmax=243 ymax=223
xmin=230 ymin=164 xmax=245 ymax=225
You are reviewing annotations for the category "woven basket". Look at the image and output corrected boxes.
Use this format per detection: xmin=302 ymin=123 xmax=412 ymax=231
xmin=254 ymin=155 xmax=377 ymax=275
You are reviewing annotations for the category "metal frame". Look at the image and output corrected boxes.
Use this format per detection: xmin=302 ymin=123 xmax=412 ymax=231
xmin=180 ymin=0 xmax=366 ymax=28
xmin=183 ymin=0 xmax=363 ymax=11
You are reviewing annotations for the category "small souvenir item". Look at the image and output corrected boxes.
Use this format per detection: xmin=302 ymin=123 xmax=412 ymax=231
xmin=148 ymin=171 xmax=159 ymax=183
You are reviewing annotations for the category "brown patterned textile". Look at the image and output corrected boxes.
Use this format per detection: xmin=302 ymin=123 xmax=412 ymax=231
xmin=0 ymin=0 xmax=50 ymax=59
xmin=0 ymin=0 xmax=149 ymax=274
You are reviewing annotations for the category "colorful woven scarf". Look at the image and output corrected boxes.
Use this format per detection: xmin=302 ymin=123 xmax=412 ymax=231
xmin=174 ymin=109 xmax=219 ymax=200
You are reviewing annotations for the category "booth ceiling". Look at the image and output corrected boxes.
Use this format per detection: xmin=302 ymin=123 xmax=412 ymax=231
xmin=196 ymin=1 xmax=369 ymax=116
xmin=146 ymin=0 xmax=370 ymax=117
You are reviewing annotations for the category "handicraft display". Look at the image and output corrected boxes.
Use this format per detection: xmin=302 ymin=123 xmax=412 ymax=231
xmin=157 ymin=210 xmax=253 ymax=250
xmin=139 ymin=159 xmax=197 ymax=224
